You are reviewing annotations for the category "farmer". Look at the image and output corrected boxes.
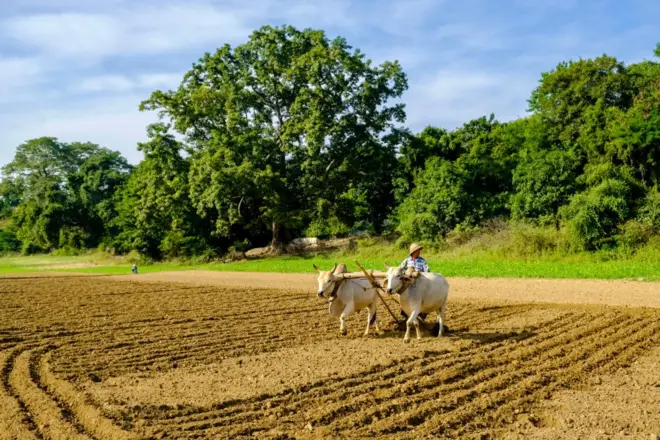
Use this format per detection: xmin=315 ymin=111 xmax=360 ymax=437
xmin=399 ymin=243 xmax=429 ymax=321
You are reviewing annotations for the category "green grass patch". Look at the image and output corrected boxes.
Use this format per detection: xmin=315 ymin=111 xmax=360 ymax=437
xmin=2 ymin=253 xmax=658 ymax=281
xmin=2 ymin=229 xmax=660 ymax=281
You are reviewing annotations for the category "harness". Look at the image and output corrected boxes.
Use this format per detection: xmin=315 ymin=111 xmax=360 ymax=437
xmin=322 ymin=278 xmax=371 ymax=302
xmin=330 ymin=278 xmax=345 ymax=299
xmin=392 ymin=268 xmax=421 ymax=295
xmin=394 ymin=278 xmax=414 ymax=295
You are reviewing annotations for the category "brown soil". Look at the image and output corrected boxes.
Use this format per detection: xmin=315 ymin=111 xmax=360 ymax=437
xmin=114 ymin=270 xmax=660 ymax=308
xmin=0 ymin=272 xmax=658 ymax=439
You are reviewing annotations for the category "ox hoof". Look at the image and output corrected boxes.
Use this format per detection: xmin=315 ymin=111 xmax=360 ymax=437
xmin=403 ymin=338 xmax=411 ymax=344
xmin=340 ymin=329 xmax=348 ymax=336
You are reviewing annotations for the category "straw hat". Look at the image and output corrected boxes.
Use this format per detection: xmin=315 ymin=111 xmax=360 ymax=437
xmin=408 ymin=243 xmax=423 ymax=256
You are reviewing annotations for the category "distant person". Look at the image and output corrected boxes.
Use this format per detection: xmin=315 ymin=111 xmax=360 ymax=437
xmin=399 ymin=243 xmax=428 ymax=321
xmin=131 ymin=264 xmax=138 ymax=274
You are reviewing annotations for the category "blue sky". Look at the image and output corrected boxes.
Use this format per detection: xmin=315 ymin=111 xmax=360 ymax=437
xmin=1 ymin=0 xmax=658 ymax=168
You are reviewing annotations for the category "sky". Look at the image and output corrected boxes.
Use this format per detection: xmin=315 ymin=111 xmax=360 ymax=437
xmin=1 ymin=0 xmax=659 ymax=168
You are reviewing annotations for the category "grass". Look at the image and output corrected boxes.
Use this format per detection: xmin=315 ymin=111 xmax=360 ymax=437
xmin=1 ymin=249 xmax=660 ymax=281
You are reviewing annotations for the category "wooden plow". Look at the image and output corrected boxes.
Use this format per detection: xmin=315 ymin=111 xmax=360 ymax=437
xmin=335 ymin=260 xmax=401 ymax=325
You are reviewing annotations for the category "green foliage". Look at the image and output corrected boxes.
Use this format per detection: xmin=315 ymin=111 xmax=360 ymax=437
xmin=635 ymin=188 xmax=660 ymax=230
xmin=140 ymin=25 xmax=407 ymax=246
xmin=562 ymin=177 xmax=632 ymax=250
xmin=3 ymin=30 xmax=660 ymax=261
xmin=112 ymin=123 xmax=213 ymax=259
xmin=510 ymin=148 xmax=581 ymax=225
xmin=396 ymin=115 xmax=516 ymax=242
xmin=0 ymin=229 xmax=19 ymax=253
xmin=1 ymin=138 xmax=131 ymax=254
xmin=528 ymin=55 xmax=634 ymax=150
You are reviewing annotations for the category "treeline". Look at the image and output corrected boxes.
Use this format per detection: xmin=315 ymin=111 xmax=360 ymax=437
xmin=1 ymin=25 xmax=660 ymax=259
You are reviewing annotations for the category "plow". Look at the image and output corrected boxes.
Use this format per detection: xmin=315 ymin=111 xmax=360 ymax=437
xmin=330 ymin=260 xmax=446 ymax=334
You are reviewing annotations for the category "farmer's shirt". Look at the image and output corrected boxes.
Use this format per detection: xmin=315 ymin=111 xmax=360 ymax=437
xmin=399 ymin=256 xmax=429 ymax=272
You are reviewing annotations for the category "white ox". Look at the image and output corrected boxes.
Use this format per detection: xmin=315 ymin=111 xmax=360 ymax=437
xmin=385 ymin=265 xmax=449 ymax=342
xmin=314 ymin=264 xmax=380 ymax=336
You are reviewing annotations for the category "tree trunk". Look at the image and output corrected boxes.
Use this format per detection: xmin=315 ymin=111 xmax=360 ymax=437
xmin=271 ymin=221 xmax=281 ymax=247
xmin=270 ymin=221 xmax=285 ymax=255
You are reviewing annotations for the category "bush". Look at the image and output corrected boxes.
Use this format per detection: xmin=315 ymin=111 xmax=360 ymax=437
xmin=159 ymin=230 xmax=212 ymax=259
xmin=305 ymin=216 xmax=352 ymax=239
xmin=501 ymin=223 xmax=571 ymax=257
xmin=124 ymin=249 xmax=154 ymax=266
xmin=636 ymin=189 xmax=660 ymax=230
xmin=562 ymin=178 xmax=631 ymax=250
xmin=510 ymin=148 xmax=581 ymax=225
xmin=0 ymin=230 xmax=19 ymax=253
xmin=618 ymin=220 xmax=654 ymax=249
xmin=58 ymin=226 xmax=88 ymax=251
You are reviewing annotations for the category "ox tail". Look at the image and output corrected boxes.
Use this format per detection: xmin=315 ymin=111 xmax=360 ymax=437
xmin=370 ymin=309 xmax=377 ymax=325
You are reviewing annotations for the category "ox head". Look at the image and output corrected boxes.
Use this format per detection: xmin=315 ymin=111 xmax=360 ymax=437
xmin=313 ymin=263 xmax=338 ymax=298
xmin=384 ymin=264 xmax=412 ymax=294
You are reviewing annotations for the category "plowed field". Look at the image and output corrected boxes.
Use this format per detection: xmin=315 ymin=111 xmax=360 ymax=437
xmin=1 ymin=274 xmax=658 ymax=439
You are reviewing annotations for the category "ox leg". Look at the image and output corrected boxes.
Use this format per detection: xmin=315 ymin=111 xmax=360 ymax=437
xmin=404 ymin=309 xmax=419 ymax=343
xmin=438 ymin=300 xmax=447 ymax=337
xmin=414 ymin=313 xmax=422 ymax=340
xmin=364 ymin=303 xmax=378 ymax=336
xmin=340 ymin=302 xmax=355 ymax=336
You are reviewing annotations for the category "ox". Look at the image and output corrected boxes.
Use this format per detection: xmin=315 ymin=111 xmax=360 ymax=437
xmin=385 ymin=265 xmax=449 ymax=343
xmin=314 ymin=263 xmax=380 ymax=336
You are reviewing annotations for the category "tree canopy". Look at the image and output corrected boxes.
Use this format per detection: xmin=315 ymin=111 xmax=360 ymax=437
xmin=2 ymin=26 xmax=660 ymax=258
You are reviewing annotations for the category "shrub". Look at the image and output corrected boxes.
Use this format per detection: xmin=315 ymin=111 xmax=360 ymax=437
xmin=618 ymin=220 xmax=654 ymax=249
xmin=636 ymin=189 xmax=660 ymax=230
xmin=0 ymin=230 xmax=19 ymax=253
xmin=562 ymin=178 xmax=631 ymax=250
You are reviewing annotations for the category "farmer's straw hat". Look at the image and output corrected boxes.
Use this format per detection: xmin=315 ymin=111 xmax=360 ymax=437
xmin=409 ymin=243 xmax=423 ymax=256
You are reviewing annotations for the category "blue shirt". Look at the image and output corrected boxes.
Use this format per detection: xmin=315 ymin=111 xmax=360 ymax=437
xmin=400 ymin=256 xmax=429 ymax=272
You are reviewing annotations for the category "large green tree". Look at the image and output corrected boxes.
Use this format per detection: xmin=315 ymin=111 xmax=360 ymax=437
xmin=140 ymin=25 xmax=407 ymax=249
xmin=1 ymin=138 xmax=130 ymax=253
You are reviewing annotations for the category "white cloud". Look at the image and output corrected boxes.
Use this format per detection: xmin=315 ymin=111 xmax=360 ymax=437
xmin=136 ymin=73 xmax=183 ymax=89
xmin=77 ymin=73 xmax=182 ymax=93
xmin=4 ymin=4 xmax=251 ymax=59
xmin=7 ymin=13 xmax=121 ymax=57
xmin=0 ymin=94 xmax=156 ymax=166
xmin=405 ymin=68 xmax=536 ymax=130
xmin=79 ymin=75 xmax=135 ymax=92
xmin=0 ymin=56 xmax=45 ymax=99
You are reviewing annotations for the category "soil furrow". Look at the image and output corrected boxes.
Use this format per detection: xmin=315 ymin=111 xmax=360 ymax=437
xmin=8 ymin=349 xmax=92 ymax=440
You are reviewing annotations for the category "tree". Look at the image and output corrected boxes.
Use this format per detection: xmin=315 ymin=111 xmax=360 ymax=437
xmin=395 ymin=115 xmax=518 ymax=241
xmin=67 ymin=148 xmax=132 ymax=247
xmin=1 ymin=138 xmax=131 ymax=253
xmin=113 ymin=123 xmax=214 ymax=259
xmin=140 ymin=25 xmax=407 ymax=249
xmin=528 ymin=55 xmax=634 ymax=157
xmin=510 ymin=148 xmax=581 ymax=227
xmin=606 ymin=66 xmax=660 ymax=186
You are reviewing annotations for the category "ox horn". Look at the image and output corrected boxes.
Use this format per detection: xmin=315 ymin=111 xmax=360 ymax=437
xmin=313 ymin=264 xmax=320 ymax=272
xmin=384 ymin=263 xmax=391 ymax=269
xmin=331 ymin=263 xmax=338 ymax=273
